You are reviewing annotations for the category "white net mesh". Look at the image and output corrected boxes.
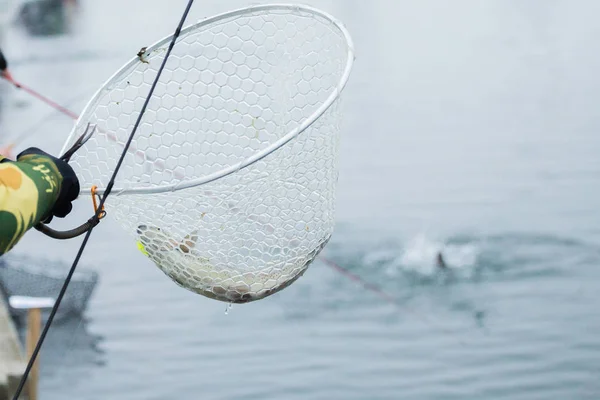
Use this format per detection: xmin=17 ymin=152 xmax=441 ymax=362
xmin=62 ymin=5 xmax=353 ymax=303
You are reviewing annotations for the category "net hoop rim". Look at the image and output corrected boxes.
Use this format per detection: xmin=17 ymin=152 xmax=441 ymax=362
xmin=61 ymin=3 xmax=355 ymax=196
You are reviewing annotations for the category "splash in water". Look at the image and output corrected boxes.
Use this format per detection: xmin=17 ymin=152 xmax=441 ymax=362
xmin=389 ymin=233 xmax=479 ymax=277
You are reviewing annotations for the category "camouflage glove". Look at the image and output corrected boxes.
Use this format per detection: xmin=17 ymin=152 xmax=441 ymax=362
xmin=16 ymin=147 xmax=80 ymax=223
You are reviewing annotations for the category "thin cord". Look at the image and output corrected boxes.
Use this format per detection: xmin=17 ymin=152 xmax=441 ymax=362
xmin=1 ymin=73 xmax=182 ymax=178
xmin=321 ymin=257 xmax=398 ymax=304
xmin=11 ymin=1 xmax=195 ymax=398
xmin=321 ymin=256 xmax=471 ymax=346
xmin=4 ymin=75 xmax=79 ymax=119
xmin=4 ymin=88 xmax=90 ymax=148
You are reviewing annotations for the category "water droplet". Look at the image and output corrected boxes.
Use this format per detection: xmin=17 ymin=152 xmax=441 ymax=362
xmin=224 ymin=303 xmax=232 ymax=315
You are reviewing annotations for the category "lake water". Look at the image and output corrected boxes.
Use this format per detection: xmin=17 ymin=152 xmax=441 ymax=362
xmin=1 ymin=1 xmax=600 ymax=399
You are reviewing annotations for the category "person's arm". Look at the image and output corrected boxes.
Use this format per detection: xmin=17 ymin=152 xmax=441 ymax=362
xmin=0 ymin=149 xmax=79 ymax=255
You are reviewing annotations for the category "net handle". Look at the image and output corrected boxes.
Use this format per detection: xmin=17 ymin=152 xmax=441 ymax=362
xmin=34 ymin=216 xmax=101 ymax=240
xmin=60 ymin=3 xmax=356 ymax=197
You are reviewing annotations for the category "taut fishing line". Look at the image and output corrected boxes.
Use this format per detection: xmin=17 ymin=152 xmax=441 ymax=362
xmin=11 ymin=1 xmax=196 ymax=398
xmin=0 ymin=87 xmax=92 ymax=155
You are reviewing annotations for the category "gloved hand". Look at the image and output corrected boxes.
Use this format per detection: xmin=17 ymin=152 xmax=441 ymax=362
xmin=16 ymin=147 xmax=80 ymax=223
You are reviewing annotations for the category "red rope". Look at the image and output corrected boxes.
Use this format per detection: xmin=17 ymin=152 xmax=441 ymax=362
xmin=4 ymin=73 xmax=79 ymax=120
xmin=320 ymin=256 xmax=398 ymax=304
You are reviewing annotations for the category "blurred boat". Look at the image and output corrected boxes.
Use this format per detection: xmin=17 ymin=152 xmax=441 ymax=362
xmin=0 ymin=0 xmax=19 ymax=43
xmin=0 ymin=0 xmax=18 ymax=24
xmin=17 ymin=0 xmax=76 ymax=36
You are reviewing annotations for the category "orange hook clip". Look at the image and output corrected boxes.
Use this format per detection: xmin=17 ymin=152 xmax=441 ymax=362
xmin=91 ymin=185 xmax=106 ymax=219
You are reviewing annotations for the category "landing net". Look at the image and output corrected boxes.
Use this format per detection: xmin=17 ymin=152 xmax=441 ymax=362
xmin=60 ymin=4 xmax=355 ymax=303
